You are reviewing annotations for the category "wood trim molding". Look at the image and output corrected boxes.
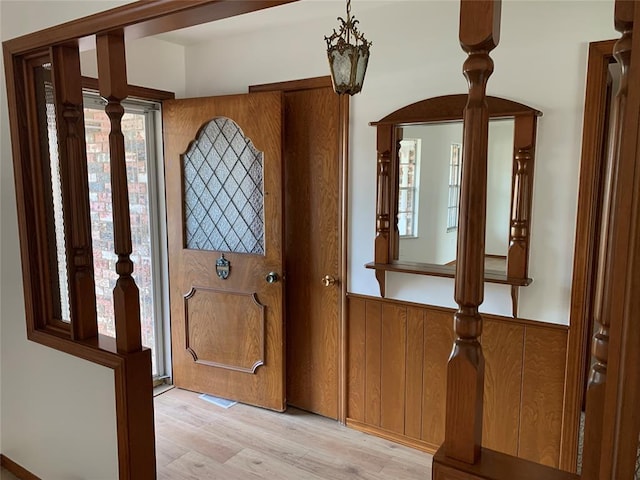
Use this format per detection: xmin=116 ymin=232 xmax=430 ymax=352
xmin=81 ymin=76 xmax=175 ymax=101
xmin=346 ymin=418 xmax=440 ymax=453
xmin=365 ymin=261 xmax=533 ymax=286
xmin=1 ymin=455 xmax=42 ymax=480
xmin=346 ymin=293 xmax=568 ymax=332
xmin=249 ymin=75 xmax=332 ymax=93
xmin=562 ymin=38 xmax=616 ymax=472
xmin=50 ymin=43 xmax=99 ymax=341
xmin=371 ymin=94 xmax=541 ymax=126
xmin=338 ymin=93 xmax=350 ymax=424
xmin=3 ymin=0 xmax=300 ymax=55
xmin=432 ymin=448 xmax=579 ymax=480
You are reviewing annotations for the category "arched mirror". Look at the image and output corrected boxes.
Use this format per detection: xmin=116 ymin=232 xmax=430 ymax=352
xmin=367 ymin=94 xmax=541 ymax=310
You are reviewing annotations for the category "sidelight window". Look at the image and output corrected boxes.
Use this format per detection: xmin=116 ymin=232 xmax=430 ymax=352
xmin=42 ymin=86 xmax=166 ymax=376
xmin=83 ymin=95 xmax=165 ymax=376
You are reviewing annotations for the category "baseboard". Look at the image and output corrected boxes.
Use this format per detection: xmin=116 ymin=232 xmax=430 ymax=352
xmin=0 ymin=455 xmax=41 ymax=480
xmin=346 ymin=418 xmax=439 ymax=455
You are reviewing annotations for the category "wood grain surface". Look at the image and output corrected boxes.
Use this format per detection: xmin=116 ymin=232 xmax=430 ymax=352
xmin=481 ymin=321 xmax=524 ymax=456
xmin=346 ymin=294 xmax=568 ymax=467
xmin=422 ymin=310 xmax=456 ymax=448
xmin=518 ymin=327 xmax=567 ymax=467
xmin=347 ymin=296 xmax=366 ymax=422
xmin=163 ymin=92 xmax=285 ymax=411
xmin=280 ymin=86 xmax=341 ymax=419
xmin=156 ymin=387 xmax=433 ymax=479
xmin=405 ymin=307 xmax=425 ymax=440
xmin=380 ymin=303 xmax=406 ymax=434
xmin=364 ymin=301 xmax=382 ymax=427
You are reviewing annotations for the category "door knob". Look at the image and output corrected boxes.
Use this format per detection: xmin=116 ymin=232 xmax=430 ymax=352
xmin=321 ymin=275 xmax=336 ymax=287
xmin=265 ymin=272 xmax=280 ymax=284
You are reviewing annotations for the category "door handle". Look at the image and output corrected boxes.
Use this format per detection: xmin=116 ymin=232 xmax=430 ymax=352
xmin=265 ymin=272 xmax=280 ymax=284
xmin=321 ymin=275 xmax=336 ymax=287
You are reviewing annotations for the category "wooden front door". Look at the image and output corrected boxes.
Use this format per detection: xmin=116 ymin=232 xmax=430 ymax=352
xmin=163 ymin=92 xmax=285 ymax=411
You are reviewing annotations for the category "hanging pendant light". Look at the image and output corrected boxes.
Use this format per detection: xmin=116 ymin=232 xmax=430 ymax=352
xmin=324 ymin=0 xmax=372 ymax=95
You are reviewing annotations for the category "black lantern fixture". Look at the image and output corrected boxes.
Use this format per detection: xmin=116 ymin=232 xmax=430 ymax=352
xmin=324 ymin=0 xmax=372 ymax=95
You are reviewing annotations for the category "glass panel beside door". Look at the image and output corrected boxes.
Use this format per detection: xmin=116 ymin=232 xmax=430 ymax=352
xmin=83 ymin=96 xmax=164 ymax=376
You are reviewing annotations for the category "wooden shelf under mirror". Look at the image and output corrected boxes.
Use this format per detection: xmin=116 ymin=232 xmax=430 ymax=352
xmin=365 ymin=262 xmax=533 ymax=286
xmin=369 ymin=94 xmax=541 ymax=316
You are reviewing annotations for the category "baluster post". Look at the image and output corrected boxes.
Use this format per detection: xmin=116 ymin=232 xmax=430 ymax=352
xmin=443 ymin=0 xmax=501 ymax=464
xmin=596 ymin=1 xmax=640 ymax=478
xmin=374 ymin=124 xmax=393 ymax=297
xmin=50 ymin=44 xmax=98 ymax=340
xmin=97 ymin=30 xmax=155 ymax=480
xmin=507 ymin=114 xmax=536 ymax=280
xmin=390 ymin=127 xmax=402 ymax=260
xmin=581 ymin=2 xmax=632 ymax=478
xmin=96 ymin=30 xmax=142 ymax=354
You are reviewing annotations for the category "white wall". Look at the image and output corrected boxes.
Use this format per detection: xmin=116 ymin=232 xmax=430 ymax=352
xmin=0 ymin=1 xmax=186 ymax=477
xmin=183 ymin=0 xmax=616 ymax=323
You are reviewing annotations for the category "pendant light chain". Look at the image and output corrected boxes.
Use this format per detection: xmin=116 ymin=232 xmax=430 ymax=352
xmin=346 ymin=0 xmax=352 ymax=42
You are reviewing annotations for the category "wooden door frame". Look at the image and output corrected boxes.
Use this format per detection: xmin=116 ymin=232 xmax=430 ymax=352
xmin=249 ymin=76 xmax=350 ymax=422
xmin=561 ymin=38 xmax=616 ymax=472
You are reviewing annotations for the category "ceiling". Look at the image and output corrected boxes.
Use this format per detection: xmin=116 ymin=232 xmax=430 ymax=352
xmin=155 ymin=0 xmax=393 ymax=46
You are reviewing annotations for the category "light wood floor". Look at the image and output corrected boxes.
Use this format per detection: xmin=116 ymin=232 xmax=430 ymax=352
xmin=156 ymin=388 xmax=433 ymax=479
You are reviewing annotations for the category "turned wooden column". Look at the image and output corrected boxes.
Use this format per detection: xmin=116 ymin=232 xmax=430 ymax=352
xmin=50 ymin=44 xmax=98 ymax=340
xmin=443 ymin=0 xmax=501 ymax=464
xmin=592 ymin=1 xmax=640 ymax=478
xmin=507 ymin=114 xmax=536 ymax=280
xmin=507 ymin=114 xmax=536 ymax=317
xmin=96 ymin=31 xmax=142 ymax=354
xmin=390 ymin=127 xmax=402 ymax=261
xmin=97 ymin=30 xmax=156 ymax=480
xmin=374 ymin=124 xmax=393 ymax=297
xmin=581 ymin=3 xmax=632 ymax=478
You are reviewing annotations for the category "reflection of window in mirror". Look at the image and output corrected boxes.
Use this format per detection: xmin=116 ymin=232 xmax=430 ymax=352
xmin=447 ymin=143 xmax=462 ymax=232
xmin=398 ymin=139 xmax=421 ymax=238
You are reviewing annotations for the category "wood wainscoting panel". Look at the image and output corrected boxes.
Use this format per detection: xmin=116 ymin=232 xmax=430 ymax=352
xmin=422 ymin=309 xmax=456 ymax=448
xmin=347 ymin=296 xmax=366 ymax=422
xmin=346 ymin=294 xmax=568 ymax=467
xmin=380 ymin=303 xmax=407 ymax=434
xmin=518 ymin=326 xmax=568 ymax=467
xmin=364 ymin=300 xmax=382 ymax=426
xmin=481 ymin=320 xmax=524 ymax=456
xmin=405 ymin=307 xmax=425 ymax=440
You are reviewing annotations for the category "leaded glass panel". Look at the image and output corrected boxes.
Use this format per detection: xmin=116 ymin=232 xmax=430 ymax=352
xmin=183 ymin=117 xmax=265 ymax=255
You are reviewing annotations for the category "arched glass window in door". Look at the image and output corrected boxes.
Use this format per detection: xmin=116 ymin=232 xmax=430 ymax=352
xmin=183 ymin=117 xmax=265 ymax=255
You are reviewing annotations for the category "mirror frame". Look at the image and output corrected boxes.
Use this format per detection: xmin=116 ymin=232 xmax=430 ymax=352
xmin=366 ymin=94 xmax=542 ymax=301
